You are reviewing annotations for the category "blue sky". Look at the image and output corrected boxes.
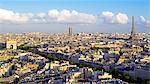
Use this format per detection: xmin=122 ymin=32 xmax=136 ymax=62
xmin=0 ymin=0 xmax=149 ymax=33
xmin=0 ymin=0 xmax=149 ymax=17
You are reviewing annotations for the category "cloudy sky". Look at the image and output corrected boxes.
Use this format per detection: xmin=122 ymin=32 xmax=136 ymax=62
xmin=0 ymin=0 xmax=149 ymax=33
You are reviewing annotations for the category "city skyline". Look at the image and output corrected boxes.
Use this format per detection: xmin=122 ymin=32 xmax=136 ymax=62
xmin=0 ymin=0 xmax=149 ymax=33
xmin=0 ymin=1 xmax=150 ymax=83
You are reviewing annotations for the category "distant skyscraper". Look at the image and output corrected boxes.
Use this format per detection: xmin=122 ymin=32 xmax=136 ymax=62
xmin=68 ymin=27 xmax=72 ymax=36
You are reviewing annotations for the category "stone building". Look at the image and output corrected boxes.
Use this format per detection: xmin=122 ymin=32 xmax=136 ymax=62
xmin=6 ymin=40 xmax=17 ymax=49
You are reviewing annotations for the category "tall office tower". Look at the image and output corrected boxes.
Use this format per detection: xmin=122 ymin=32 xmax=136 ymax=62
xmin=68 ymin=27 xmax=72 ymax=36
xmin=129 ymin=16 xmax=138 ymax=47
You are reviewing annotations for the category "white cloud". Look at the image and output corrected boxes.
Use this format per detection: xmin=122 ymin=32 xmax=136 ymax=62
xmin=115 ymin=13 xmax=128 ymax=24
xmin=101 ymin=11 xmax=114 ymax=23
xmin=139 ymin=16 xmax=150 ymax=25
xmin=0 ymin=8 xmax=29 ymax=23
xmin=100 ymin=11 xmax=128 ymax=24
xmin=1 ymin=8 xmax=148 ymax=26
xmin=48 ymin=9 xmax=96 ymax=24
xmin=48 ymin=9 xmax=59 ymax=19
xmin=36 ymin=13 xmax=46 ymax=18
xmin=140 ymin=16 xmax=146 ymax=23
xmin=0 ymin=8 xmax=96 ymax=24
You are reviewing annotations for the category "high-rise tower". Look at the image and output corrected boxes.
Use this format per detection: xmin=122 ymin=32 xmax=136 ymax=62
xmin=68 ymin=27 xmax=72 ymax=36
xmin=129 ymin=16 xmax=138 ymax=47
xmin=130 ymin=16 xmax=135 ymax=40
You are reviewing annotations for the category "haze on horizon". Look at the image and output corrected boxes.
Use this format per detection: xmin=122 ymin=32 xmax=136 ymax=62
xmin=0 ymin=0 xmax=149 ymax=33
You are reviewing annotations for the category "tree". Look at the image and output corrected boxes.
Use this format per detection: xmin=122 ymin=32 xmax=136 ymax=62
xmin=146 ymin=80 xmax=150 ymax=84
xmin=47 ymin=54 xmax=53 ymax=61
xmin=98 ymin=67 xmax=104 ymax=71
xmin=108 ymin=69 xmax=137 ymax=83
xmin=79 ymin=63 xmax=84 ymax=68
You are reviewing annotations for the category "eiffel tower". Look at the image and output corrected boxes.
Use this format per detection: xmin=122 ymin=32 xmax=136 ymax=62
xmin=129 ymin=16 xmax=138 ymax=47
